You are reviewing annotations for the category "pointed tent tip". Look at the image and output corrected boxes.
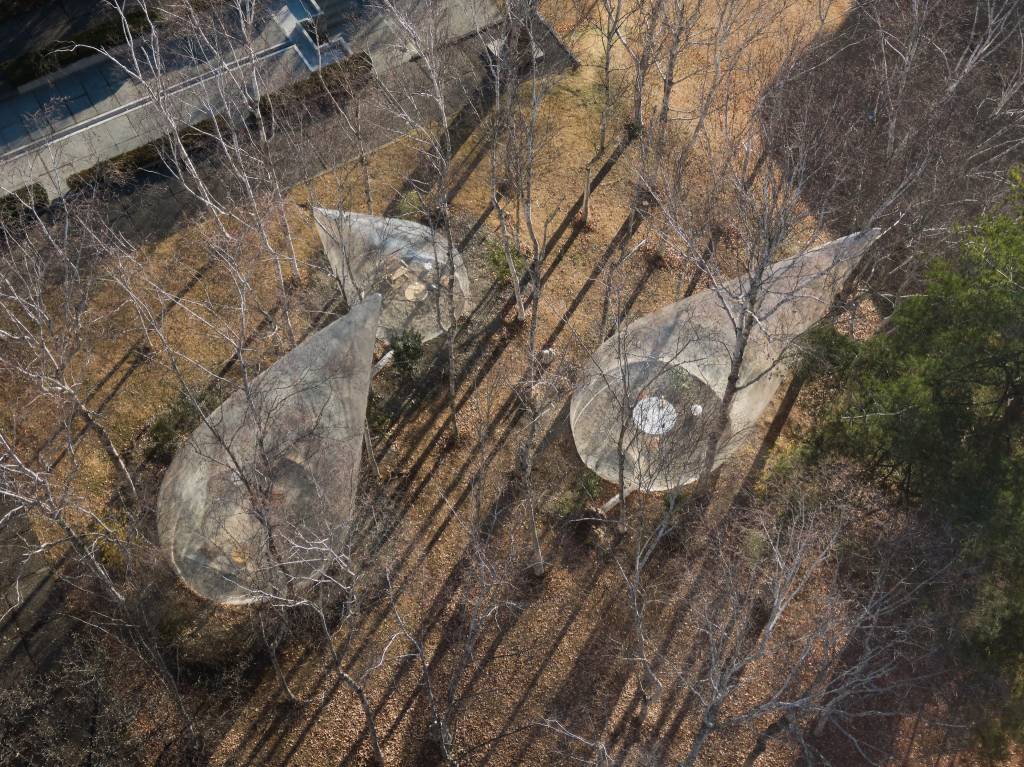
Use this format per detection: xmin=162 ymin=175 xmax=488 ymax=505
xmin=826 ymin=227 xmax=882 ymax=248
xmin=813 ymin=227 xmax=883 ymax=269
xmin=311 ymin=207 xmax=337 ymax=239
xmin=311 ymin=207 xmax=342 ymax=235
xmin=345 ymin=293 xmax=383 ymax=342
xmin=845 ymin=226 xmax=883 ymax=252
xmin=846 ymin=226 xmax=884 ymax=264
xmin=857 ymin=226 xmax=883 ymax=244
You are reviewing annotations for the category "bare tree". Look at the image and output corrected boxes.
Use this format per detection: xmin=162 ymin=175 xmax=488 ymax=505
xmin=594 ymin=0 xmax=631 ymax=154
xmin=654 ymin=97 xmax=862 ymax=501
xmin=762 ymin=0 xmax=1024 ymax=302
xmin=99 ymin=0 xmax=323 ymax=342
xmin=0 ymin=201 xmax=139 ymax=507
xmin=488 ymin=0 xmax=568 ymax=575
xmin=0 ymin=199 xmax=210 ymax=755
xmin=367 ymin=0 xmax=500 ymax=442
xmin=674 ymin=492 xmax=941 ymax=767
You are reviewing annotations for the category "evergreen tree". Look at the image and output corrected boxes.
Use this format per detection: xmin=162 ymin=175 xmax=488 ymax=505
xmin=819 ymin=172 xmax=1024 ymax=758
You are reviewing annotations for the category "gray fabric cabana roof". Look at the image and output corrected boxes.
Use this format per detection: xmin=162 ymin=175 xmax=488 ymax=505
xmin=157 ymin=296 xmax=381 ymax=605
xmin=570 ymin=229 xmax=881 ymax=493
xmin=313 ymin=209 xmax=470 ymax=343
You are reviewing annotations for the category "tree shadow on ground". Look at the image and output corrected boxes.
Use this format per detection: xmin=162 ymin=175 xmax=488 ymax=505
xmin=764 ymin=0 xmax=1024 ymax=295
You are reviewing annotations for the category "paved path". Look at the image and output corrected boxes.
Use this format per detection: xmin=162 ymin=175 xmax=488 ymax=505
xmin=0 ymin=0 xmax=505 ymax=200
xmin=0 ymin=2 xmax=318 ymax=198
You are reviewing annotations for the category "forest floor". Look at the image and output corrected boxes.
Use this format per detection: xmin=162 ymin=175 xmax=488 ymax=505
xmin=3 ymin=0 xmax=995 ymax=764
xmin=200 ymin=2 xmax=978 ymax=765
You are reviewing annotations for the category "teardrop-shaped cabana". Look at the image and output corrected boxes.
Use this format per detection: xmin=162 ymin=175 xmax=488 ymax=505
xmin=157 ymin=296 xmax=382 ymax=605
xmin=570 ymin=229 xmax=881 ymax=493
xmin=313 ymin=209 xmax=470 ymax=343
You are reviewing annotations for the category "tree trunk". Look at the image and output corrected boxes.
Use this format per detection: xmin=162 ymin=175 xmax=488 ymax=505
xmin=680 ymin=710 xmax=718 ymax=767
xmin=695 ymin=306 xmax=755 ymax=500
xmin=339 ymin=671 xmax=386 ymax=766
xmin=582 ymin=161 xmax=592 ymax=226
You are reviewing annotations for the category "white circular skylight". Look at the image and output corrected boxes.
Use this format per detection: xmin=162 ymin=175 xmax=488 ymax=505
xmin=632 ymin=396 xmax=678 ymax=435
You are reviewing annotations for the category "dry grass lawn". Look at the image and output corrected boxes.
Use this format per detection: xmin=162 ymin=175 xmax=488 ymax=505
xmin=4 ymin=0 xmax=991 ymax=764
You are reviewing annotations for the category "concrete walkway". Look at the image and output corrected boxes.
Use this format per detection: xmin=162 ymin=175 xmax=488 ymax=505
xmin=0 ymin=0 xmax=503 ymax=199
xmin=0 ymin=2 xmax=321 ymax=198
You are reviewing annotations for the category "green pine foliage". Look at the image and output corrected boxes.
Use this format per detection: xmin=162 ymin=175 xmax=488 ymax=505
xmin=389 ymin=329 xmax=424 ymax=373
xmin=815 ymin=171 xmax=1024 ymax=759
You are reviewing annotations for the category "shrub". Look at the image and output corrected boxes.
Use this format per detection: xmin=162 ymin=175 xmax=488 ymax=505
xmin=741 ymin=528 xmax=769 ymax=563
xmin=551 ymin=469 xmax=603 ymax=521
xmin=0 ymin=184 xmax=47 ymax=225
xmin=147 ymin=384 xmax=226 ymax=465
xmin=0 ymin=9 xmax=156 ymax=88
xmin=67 ymin=140 xmax=165 ymax=191
xmin=147 ymin=414 xmax=180 ymax=466
xmin=795 ymin=324 xmax=858 ymax=382
xmin=396 ymin=189 xmax=426 ymax=221
xmin=389 ymin=329 xmax=424 ymax=373
xmin=578 ymin=469 xmax=601 ymax=502
xmin=484 ymin=237 xmax=527 ymax=281
xmin=365 ymin=391 xmax=391 ymax=436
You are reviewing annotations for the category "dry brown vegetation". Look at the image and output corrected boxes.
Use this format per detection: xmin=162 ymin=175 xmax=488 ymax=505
xmin=3 ymin=0 xmax=1023 ymax=764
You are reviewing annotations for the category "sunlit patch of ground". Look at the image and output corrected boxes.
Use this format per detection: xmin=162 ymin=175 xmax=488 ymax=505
xmin=5 ymin=0 xmax=986 ymax=763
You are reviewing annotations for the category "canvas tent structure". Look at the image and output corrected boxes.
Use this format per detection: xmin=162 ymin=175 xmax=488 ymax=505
xmin=157 ymin=296 xmax=381 ymax=605
xmin=570 ymin=229 xmax=882 ymax=493
xmin=313 ymin=209 xmax=470 ymax=342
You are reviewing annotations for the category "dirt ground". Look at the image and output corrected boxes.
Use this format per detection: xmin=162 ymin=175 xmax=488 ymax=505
xmin=205 ymin=2 xmax=974 ymax=764
xmin=4 ymin=0 xmax=998 ymax=764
